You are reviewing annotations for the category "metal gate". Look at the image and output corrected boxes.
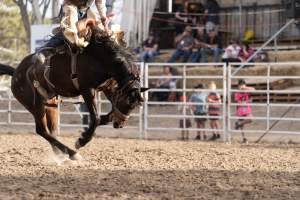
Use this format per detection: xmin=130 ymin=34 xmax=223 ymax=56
xmin=0 ymin=62 xmax=300 ymax=141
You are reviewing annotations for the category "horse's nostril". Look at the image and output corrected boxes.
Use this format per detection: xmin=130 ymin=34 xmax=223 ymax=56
xmin=113 ymin=122 xmax=120 ymax=129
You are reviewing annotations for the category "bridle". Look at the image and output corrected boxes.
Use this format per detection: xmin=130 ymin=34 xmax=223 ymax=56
xmin=110 ymin=105 xmax=130 ymax=123
xmin=108 ymin=76 xmax=141 ymax=123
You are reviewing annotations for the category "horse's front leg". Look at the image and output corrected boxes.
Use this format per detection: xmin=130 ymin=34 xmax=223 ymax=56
xmin=75 ymin=89 xmax=100 ymax=149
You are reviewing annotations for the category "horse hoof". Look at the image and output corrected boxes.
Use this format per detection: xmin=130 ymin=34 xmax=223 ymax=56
xmin=70 ymin=153 xmax=83 ymax=161
xmin=75 ymin=140 xmax=81 ymax=150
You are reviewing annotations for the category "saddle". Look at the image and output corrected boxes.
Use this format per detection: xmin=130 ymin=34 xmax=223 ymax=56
xmin=32 ymin=44 xmax=82 ymax=101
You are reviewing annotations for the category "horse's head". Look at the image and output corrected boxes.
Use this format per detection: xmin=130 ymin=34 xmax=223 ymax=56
xmin=84 ymin=23 xmax=148 ymax=128
xmin=109 ymin=77 xmax=148 ymax=128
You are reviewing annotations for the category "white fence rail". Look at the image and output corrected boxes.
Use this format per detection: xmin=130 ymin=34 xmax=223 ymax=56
xmin=0 ymin=62 xmax=299 ymax=141
xmin=228 ymin=63 xmax=300 ymax=140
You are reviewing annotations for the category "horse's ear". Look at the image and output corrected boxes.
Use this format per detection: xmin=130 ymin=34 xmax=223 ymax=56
xmin=141 ymin=87 xmax=150 ymax=93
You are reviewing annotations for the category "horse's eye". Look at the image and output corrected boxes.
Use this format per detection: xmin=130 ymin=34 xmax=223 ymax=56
xmin=131 ymin=91 xmax=136 ymax=97
xmin=128 ymin=91 xmax=137 ymax=104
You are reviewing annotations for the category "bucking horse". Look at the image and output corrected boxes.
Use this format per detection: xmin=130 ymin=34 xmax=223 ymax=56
xmin=0 ymin=19 xmax=147 ymax=160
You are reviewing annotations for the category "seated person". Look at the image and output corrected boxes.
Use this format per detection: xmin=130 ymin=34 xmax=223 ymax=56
xmin=150 ymin=66 xmax=174 ymax=101
xmin=168 ymin=26 xmax=194 ymax=63
xmin=139 ymin=32 xmax=159 ymax=62
xmin=239 ymin=41 xmax=254 ymax=62
xmin=253 ymin=51 xmax=269 ymax=62
xmin=222 ymin=39 xmax=242 ymax=65
xmin=190 ymin=26 xmax=207 ymax=62
xmin=200 ymin=29 xmax=222 ymax=63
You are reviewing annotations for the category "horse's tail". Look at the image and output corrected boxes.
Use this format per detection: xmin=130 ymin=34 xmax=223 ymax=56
xmin=0 ymin=63 xmax=15 ymax=76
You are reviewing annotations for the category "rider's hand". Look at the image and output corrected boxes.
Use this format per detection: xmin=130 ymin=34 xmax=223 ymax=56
xmin=101 ymin=13 xmax=114 ymax=31
xmin=101 ymin=16 xmax=109 ymax=30
xmin=76 ymin=37 xmax=89 ymax=48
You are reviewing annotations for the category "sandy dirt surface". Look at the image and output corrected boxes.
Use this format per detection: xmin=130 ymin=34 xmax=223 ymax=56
xmin=0 ymin=133 xmax=299 ymax=200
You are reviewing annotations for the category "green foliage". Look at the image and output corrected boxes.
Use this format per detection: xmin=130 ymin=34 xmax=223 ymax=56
xmin=0 ymin=0 xmax=27 ymax=61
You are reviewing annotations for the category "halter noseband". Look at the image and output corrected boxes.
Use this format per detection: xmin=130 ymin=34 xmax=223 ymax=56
xmin=110 ymin=106 xmax=130 ymax=123
xmin=110 ymin=77 xmax=140 ymax=123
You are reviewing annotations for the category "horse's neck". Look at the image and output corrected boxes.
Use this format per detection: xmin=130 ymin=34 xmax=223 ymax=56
xmin=86 ymin=37 xmax=133 ymax=88
xmin=114 ymin=69 xmax=131 ymax=89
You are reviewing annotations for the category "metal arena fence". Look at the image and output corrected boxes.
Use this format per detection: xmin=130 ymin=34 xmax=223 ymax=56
xmin=0 ymin=62 xmax=299 ymax=141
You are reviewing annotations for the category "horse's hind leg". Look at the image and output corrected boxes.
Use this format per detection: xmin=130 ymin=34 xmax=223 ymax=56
xmin=45 ymin=97 xmax=60 ymax=155
xmin=34 ymin=104 xmax=81 ymax=160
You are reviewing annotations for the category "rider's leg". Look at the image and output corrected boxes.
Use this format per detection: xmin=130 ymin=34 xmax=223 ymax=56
xmin=34 ymin=32 xmax=65 ymax=65
xmin=61 ymin=4 xmax=87 ymax=47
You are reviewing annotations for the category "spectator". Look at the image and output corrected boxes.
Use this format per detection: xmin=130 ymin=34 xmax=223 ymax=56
xmin=203 ymin=0 xmax=220 ymax=33
xmin=168 ymin=26 xmax=194 ymax=63
xmin=190 ymin=26 xmax=207 ymax=62
xmin=234 ymin=79 xmax=255 ymax=144
xmin=200 ymin=30 xmax=222 ymax=63
xmin=207 ymin=81 xmax=221 ymax=140
xmin=190 ymin=83 xmax=208 ymax=140
xmin=139 ymin=32 xmax=159 ymax=62
xmin=253 ymin=51 xmax=269 ymax=63
xmin=150 ymin=66 xmax=173 ymax=101
xmin=179 ymin=95 xmax=192 ymax=140
xmin=174 ymin=0 xmax=196 ymax=35
xmin=239 ymin=41 xmax=254 ymax=62
xmin=222 ymin=39 xmax=242 ymax=65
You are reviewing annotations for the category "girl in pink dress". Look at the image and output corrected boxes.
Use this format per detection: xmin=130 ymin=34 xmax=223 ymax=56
xmin=234 ymin=79 xmax=255 ymax=143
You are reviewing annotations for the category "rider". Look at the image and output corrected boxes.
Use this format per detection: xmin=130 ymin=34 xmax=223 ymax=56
xmin=34 ymin=0 xmax=108 ymax=64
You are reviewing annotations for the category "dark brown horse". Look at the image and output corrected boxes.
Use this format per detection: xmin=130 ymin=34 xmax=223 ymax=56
xmin=1 ymin=25 xmax=147 ymax=160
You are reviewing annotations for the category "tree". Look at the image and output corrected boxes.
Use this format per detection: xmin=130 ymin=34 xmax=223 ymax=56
xmin=52 ymin=0 xmax=60 ymax=23
xmin=12 ymin=0 xmax=51 ymax=48
xmin=0 ymin=1 xmax=27 ymax=60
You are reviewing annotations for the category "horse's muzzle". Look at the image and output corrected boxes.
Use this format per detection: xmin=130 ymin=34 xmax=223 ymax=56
xmin=113 ymin=122 xmax=123 ymax=129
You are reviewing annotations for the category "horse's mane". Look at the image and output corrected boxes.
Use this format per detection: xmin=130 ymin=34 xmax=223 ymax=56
xmin=88 ymin=26 xmax=139 ymax=78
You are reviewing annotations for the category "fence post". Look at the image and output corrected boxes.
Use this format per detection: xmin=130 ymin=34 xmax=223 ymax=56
xmin=143 ymin=63 xmax=149 ymax=139
xmin=183 ymin=65 xmax=187 ymax=131
xmin=227 ymin=64 xmax=232 ymax=142
xmin=223 ymin=63 xmax=228 ymax=142
xmin=139 ymin=62 xmax=144 ymax=139
xmin=267 ymin=64 xmax=271 ymax=132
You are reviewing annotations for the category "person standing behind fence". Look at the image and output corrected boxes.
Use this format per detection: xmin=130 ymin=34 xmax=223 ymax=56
xmin=178 ymin=95 xmax=192 ymax=140
xmin=79 ymin=102 xmax=89 ymax=131
xmin=207 ymin=81 xmax=221 ymax=140
xmin=190 ymin=83 xmax=208 ymax=140
xmin=234 ymin=79 xmax=255 ymax=144
xmin=174 ymin=0 xmax=196 ymax=35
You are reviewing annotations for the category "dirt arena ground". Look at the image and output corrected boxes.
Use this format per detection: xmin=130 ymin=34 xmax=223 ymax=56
xmin=0 ymin=133 xmax=299 ymax=200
